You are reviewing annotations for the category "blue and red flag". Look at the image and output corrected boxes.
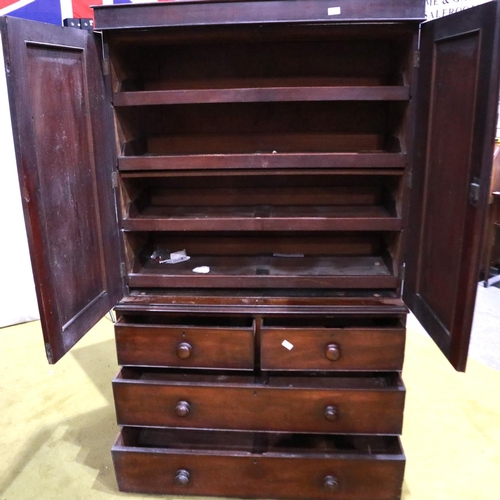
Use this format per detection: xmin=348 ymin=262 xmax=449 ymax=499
xmin=0 ymin=0 xmax=162 ymax=25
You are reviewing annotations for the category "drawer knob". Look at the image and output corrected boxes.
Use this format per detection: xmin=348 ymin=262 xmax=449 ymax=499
xmin=324 ymin=405 xmax=338 ymax=421
xmin=176 ymin=342 xmax=192 ymax=359
xmin=175 ymin=400 xmax=191 ymax=417
xmin=324 ymin=475 xmax=339 ymax=491
xmin=175 ymin=469 xmax=190 ymax=486
xmin=325 ymin=343 xmax=341 ymax=361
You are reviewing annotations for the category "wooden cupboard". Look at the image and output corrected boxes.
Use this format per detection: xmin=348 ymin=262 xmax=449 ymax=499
xmin=2 ymin=1 xmax=499 ymax=498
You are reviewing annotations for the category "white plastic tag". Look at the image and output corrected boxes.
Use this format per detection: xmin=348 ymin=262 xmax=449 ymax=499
xmin=282 ymin=340 xmax=294 ymax=351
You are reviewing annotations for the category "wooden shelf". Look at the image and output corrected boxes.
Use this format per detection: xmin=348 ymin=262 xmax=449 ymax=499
xmin=119 ymin=152 xmax=406 ymax=171
xmin=128 ymin=255 xmax=397 ymax=288
xmin=122 ymin=205 xmax=401 ymax=231
xmin=113 ymin=85 xmax=410 ymax=106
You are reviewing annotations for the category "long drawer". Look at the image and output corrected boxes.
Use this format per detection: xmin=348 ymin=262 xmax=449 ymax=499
xmin=113 ymin=369 xmax=405 ymax=434
xmin=260 ymin=317 xmax=405 ymax=371
xmin=113 ymin=428 xmax=405 ymax=499
xmin=114 ymin=316 xmax=255 ymax=369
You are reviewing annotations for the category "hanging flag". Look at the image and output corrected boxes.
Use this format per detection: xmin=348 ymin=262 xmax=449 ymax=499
xmin=0 ymin=0 xmax=177 ymax=25
xmin=0 ymin=0 xmax=106 ymax=25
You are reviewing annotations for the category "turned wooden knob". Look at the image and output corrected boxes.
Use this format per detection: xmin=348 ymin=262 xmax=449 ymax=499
xmin=175 ymin=400 xmax=190 ymax=417
xmin=325 ymin=343 xmax=341 ymax=361
xmin=176 ymin=342 xmax=192 ymax=359
xmin=324 ymin=475 xmax=338 ymax=491
xmin=324 ymin=405 xmax=338 ymax=421
xmin=175 ymin=469 xmax=190 ymax=486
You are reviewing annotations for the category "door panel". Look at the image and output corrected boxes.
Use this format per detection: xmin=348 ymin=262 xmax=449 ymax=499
xmin=405 ymin=2 xmax=500 ymax=371
xmin=1 ymin=17 xmax=122 ymax=363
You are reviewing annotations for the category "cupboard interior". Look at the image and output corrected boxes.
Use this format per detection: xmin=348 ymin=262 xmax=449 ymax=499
xmin=115 ymin=101 xmax=407 ymax=157
xmin=120 ymin=172 xmax=403 ymax=228
xmin=108 ymin=26 xmax=413 ymax=92
xmin=122 ymin=231 xmax=402 ymax=288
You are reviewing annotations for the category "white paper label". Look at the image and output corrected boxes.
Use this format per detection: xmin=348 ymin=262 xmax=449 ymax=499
xmin=282 ymin=340 xmax=294 ymax=351
xmin=328 ymin=7 xmax=341 ymax=16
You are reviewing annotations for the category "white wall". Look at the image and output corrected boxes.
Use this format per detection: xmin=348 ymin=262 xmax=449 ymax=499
xmin=0 ymin=36 xmax=39 ymax=327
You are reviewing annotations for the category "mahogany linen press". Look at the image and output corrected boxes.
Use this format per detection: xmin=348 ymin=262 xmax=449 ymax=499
xmin=1 ymin=0 xmax=499 ymax=498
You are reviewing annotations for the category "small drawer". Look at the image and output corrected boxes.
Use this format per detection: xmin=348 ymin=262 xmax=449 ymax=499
xmin=113 ymin=369 xmax=405 ymax=435
xmin=113 ymin=428 xmax=405 ymax=499
xmin=115 ymin=315 xmax=254 ymax=369
xmin=261 ymin=317 xmax=405 ymax=371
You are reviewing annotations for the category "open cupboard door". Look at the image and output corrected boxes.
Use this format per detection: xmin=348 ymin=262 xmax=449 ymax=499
xmin=405 ymin=2 xmax=500 ymax=371
xmin=0 ymin=17 xmax=122 ymax=363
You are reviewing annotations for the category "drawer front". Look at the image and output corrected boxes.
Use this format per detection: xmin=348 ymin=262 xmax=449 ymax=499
xmin=113 ymin=373 xmax=405 ymax=434
xmin=115 ymin=322 xmax=254 ymax=369
xmin=113 ymin=429 xmax=405 ymax=500
xmin=261 ymin=326 xmax=405 ymax=371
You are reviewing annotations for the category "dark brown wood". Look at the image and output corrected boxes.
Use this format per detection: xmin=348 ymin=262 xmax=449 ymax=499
xmin=123 ymin=206 xmax=402 ymax=232
xmin=94 ymin=0 xmax=425 ymax=30
xmin=114 ymin=86 xmax=410 ymax=106
xmin=405 ymin=1 xmax=500 ymax=371
xmin=115 ymin=295 xmax=408 ymax=317
xmin=108 ymin=29 xmax=413 ymax=107
xmin=114 ymin=318 xmax=254 ymax=369
xmin=116 ymin=100 xmax=403 ymax=155
xmin=260 ymin=320 xmax=406 ymax=371
xmin=113 ymin=369 xmax=405 ymax=434
xmin=112 ymin=429 xmax=405 ymax=499
xmin=122 ymin=228 xmax=403 ymax=288
xmin=127 ymin=255 xmax=398 ymax=289
xmin=120 ymin=167 xmax=403 ymax=233
xmin=0 ymin=16 xmax=122 ymax=363
xmin=118 ymin=152 xmax=407 ymax=171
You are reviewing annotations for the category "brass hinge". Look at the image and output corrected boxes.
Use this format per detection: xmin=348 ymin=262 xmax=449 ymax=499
xmin=120 ymin=262 xmax=127 ymax=278
xmin=469 ymin=178 xmax=480 ymax=206
xmin=112 ymin=171 xmax=119 ymax=189
xmin=414 ymin=50 xmax=420 ymax=68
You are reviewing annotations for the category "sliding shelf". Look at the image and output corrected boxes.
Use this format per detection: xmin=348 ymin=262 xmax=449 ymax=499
xmin=120 ymin=170 xmax=403 ymax=231
xmin=115 ymin=99 xmax=407 ymax=170
xmin=122 ymin=205 xmax=402 ymax=232
xmin=113 ymin=84 xmax=410 ymax=107
xmin=127 ymin=255 xmax=398 ymax=289
xmin=118 ymin=152 xmax=407 ymax=171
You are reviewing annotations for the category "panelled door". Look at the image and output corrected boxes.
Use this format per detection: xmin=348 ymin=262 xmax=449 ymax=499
xmin=0 ymin=17 xmax=122 ymax=363
xmin=405 ymin=1 xmax=500 ymax=371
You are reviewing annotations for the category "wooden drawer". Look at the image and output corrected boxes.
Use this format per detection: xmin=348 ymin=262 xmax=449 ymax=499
xmin=113 ymin=428 xmax=405 ymax=500
xmin=261 ymin=317 xmax=405 ymax=371
xmin=113 ymin=369 xmax=405 ymax=434
xmin=115 ymin=316 xmax=254 ymax=369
